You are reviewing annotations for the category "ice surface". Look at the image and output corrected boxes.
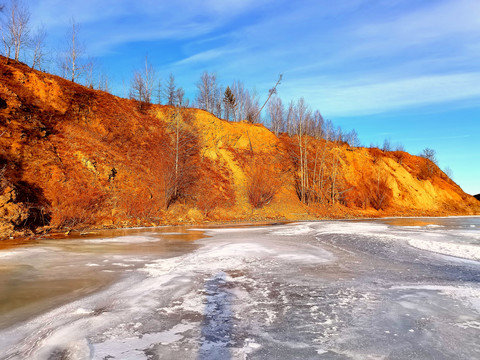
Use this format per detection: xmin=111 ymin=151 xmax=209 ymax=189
xmin=0 ymin=218 xmax=479 ymax=359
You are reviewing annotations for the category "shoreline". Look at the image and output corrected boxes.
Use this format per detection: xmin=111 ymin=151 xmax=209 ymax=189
xmin=1 ymin=213 xmax=479 ymax=251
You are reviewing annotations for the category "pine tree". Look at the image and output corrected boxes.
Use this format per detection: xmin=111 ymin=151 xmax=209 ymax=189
xmin=223 ymin=86 xmax=236 ymax=121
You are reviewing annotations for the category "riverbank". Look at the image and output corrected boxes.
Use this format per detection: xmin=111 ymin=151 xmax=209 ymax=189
xmin=3 ymin=204 xmax=479 ymax=251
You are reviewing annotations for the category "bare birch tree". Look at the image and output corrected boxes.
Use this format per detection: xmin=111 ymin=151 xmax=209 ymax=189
xmin=163 ymin=110 xmax=198 ymax=209
xmin=98 ymin=72 xmax=110 ymax=92
xmin=61 ymin=19 xmax=87 ymax=83
xmin=2 ymin=0 xmax=30 ymax=61
xmin=294 ymin=98 xmax=312 ymax=203
xmin=345 ymin=129 xmax=360 ymax=147
xmin=268 ymin=96 xmax=284 ymax=136
xmin=9 ymin=0 xmax=29 ymax=61
xmin=31 ymin=24 xmax=46 ymax=69
xmin=230 ymin=81 xmax=259 ymax=122
xmin=311 ymin=110 xmax=325 ymax=139
xmin=129 ymin=56 xmax=156 ymax=104
xmin=176 ymin=87 xmax=187 ymax=107
xmin=196 ymin=71 xmax=219 ymax=114
xmin=286 ymin=100 xmax=295 ymax=135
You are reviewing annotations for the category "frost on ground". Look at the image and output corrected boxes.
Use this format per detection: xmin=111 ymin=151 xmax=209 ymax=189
xmin=408 ymin=238 xmax=480 ymax=261
xmin=0 ymin=218 xmax=479 ymax=359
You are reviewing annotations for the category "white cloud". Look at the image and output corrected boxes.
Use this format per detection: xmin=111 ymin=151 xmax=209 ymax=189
xmin=288 ymin=72 xmax=480 ymax=117
xmin=29 ymin=0 xmax=272 ymax=55
xmin=354 ymin=0 xmax=480 ymax=53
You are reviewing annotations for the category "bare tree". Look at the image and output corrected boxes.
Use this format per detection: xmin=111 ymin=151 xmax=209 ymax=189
xmin=156 ymin=79 xmax=162 ymax=104
xmin=163 ymin=109 xmax=199 ymax=209
xmin=143 ymin=59 xmax=156 ymax=102
xmin=394 ymin=142 xmax=405 ymax=152
xmin=419 ymin=147 xmax=438 ymax=178
xmin=31 ymin=24 xmax=46 ymax=69
xmin=2 ymin=0 xmax=30 ymax=61
xmin=230 ymin=80 xmax=259 ymax=122
xmin=285 ymin=100 xmax=295 ymax=135
xmin=267 ymin=96 xmax=284 ymax=136
xmin=196 ymin=71 xmax=219 ymax=114
xmin=61 ymin=19 xmax=87 ymax=83
xmin=83 ymin=57 xmax=96 ymax=88
xmin=176 ymin=87 xmax=186 ymax=107
xmin=290 ymin=97 xmax=312 ymax=203
xmin=98 ymin=72 xmax=110 ymax=92
xmin=311 ymin=110 xmax=324 ymax=139
xmin=382 ymin=138 xmax=391 ymax=152
xmin=214 ymin=84 xmax=223 ymax=118
xmin=443 ymin=166 xmax=453 ymax=180
xmin=345 ymin=129 xmax=360 ymax=147
xmin=129 ymin=56 xmax=156 ymax=105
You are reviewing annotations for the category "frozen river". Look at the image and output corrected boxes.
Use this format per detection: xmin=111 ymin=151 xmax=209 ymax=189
xmin=0 ymin=217 xmax=479 ymax=359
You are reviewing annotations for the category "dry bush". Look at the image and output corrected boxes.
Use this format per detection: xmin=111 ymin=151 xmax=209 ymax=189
xmin=51 ymin=183 xmax=107 ymax=229
xmin=369 ymin=174 xmax=393 ymax=210
xmin=418 ymin=147 xmax=439 ymax=180
xmin=392 ymin=150 xmax=406 ymax=165
xmin=369 ymin=147 xmax=383 ymax=164
xmin=196 ymin=191 xmax=223 ymax=218
xmin=123 ymin=193 xmax=160 ymax=221
xmin=418 ymin=158 xmax=438 ymax=180
xmin=246 ymin=163 xmax=278 ymax=209
xmin=343 ymin=183 xmax=369 ymax=209
xmin=195 ymin=157 xmax=236 ymax=217
xmin=345 ymin=173 xmax=393 ymax=210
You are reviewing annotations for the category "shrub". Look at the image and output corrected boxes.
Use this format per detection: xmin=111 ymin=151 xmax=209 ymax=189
xmin=346 ymin=173 xmax=393 ymax=210
xmin=246 ymin=163 xmax=278 ymax=209
xmin=51 ymin=182 xmax=107 ymax=229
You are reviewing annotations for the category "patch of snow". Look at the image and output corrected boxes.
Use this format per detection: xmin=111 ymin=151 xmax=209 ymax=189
xmin=82 ymin=236 xmax=160 ymax=244
xmin=271 ymin=223 xmax=314 ymax=235
xmin=93 ymin=323 xmax=194 ymax=359
xmin=408 ymin=238 xmax=480 ymax=261
xmin=73 ymin=308 xmax=93 ymax=315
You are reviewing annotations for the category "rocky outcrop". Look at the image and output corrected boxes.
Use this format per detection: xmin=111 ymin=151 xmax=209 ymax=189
xmin=0 ymin=175 xmax=29 ymax=238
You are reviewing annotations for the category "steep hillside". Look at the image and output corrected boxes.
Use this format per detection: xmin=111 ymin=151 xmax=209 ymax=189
xmin=1 ymin=57 xmax=479 ymax=238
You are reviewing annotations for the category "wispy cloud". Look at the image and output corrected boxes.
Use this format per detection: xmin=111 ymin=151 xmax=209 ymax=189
xmin=357 ymin=0 xmax=480 ymax=44
xmin=30 ymin=0 xmax=273 ymax=55
xmin=173 ymin=48 xmax=238 ymax=67
xmin=286 ymin=72 xmax=480 ymax=117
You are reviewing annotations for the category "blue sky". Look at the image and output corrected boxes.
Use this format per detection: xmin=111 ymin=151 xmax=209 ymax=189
xmin=26 ymin=0 xmax=480 ymax=195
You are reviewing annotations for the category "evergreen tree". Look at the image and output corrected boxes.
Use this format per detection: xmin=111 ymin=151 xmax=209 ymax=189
xmin=223 ymin=86 xmax=236 ymax=121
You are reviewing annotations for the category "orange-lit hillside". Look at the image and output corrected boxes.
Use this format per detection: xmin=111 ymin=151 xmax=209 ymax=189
xmin=0 ymin=57 xmax=479 ymax=238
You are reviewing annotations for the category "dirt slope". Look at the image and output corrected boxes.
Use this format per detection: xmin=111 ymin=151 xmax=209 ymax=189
xmin=0 ymin=57 xmax=478 ymax=238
